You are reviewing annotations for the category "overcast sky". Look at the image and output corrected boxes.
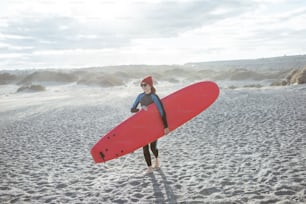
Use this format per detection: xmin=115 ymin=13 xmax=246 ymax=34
xmin=1 ymin=0 xmax=306 ymax=69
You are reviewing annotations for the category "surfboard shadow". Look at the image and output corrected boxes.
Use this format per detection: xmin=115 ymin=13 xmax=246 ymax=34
xmin=149 ymin=169 xmax=178 ymax=204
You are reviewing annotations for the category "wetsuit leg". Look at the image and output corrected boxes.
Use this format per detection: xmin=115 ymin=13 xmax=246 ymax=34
xmin=143 ymin=145 xmax=152 ymax=166
xmin=150 ymin=140 xmax=158 ymax=158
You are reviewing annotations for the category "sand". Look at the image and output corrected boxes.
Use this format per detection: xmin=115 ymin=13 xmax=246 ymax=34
xmin=1 ymin=84 xmax=306 ymax=204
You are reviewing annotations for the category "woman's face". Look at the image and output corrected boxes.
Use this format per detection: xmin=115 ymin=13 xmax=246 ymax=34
xmin=141 ymin=83 xmax=151 ymax=94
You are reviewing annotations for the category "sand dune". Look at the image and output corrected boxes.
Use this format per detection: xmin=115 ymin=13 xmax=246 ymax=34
xmin=76 ymin=73 xmax=124 ymax=87
xmin=0 ymin=73 xmax=17 ymax=85
xmin=0 ymin=67 xmax=301 ymax=89
xmin=1 ymin=55 xmax=306 ymax=89
xmin=286 ymin=67 xmax=306 ymax=85
xmin=18 ymin=71 xmax=78 ymax=85
xmin=16 ymin=85 xmax=46 ymax=93
xmin=0 ymin=83 xmax=305 ymax=203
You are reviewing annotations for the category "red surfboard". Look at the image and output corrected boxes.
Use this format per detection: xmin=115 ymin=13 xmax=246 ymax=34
xmin=91 ymin=81 xmax=219 ymax=163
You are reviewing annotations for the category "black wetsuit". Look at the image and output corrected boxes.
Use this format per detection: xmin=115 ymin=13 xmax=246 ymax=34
xmin=131 ymin=92 xmax=168 ymax=167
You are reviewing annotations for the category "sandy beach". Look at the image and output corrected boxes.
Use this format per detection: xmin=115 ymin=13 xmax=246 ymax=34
xmin=2 ymin=0 xmax=306 ymax=201
xmin=1 ymin=83 xmax=306 ymax=203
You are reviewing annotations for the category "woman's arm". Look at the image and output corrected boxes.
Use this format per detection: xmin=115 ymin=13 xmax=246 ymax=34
xmin=131 ymin=93 xmax=144 ymax=113
xmin=151 ymin=94 xmax=168 ymax=129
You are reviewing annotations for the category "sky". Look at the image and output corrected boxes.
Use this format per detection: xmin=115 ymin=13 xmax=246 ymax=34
xmin=0 ymin=0 xmax=306 ymax=69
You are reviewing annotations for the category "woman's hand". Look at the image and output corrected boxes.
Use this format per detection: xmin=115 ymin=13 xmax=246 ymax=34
xmin=131 ymin=108 xmax=139 ymax=113
xmin=164 ymin=128 xmax=170 ymax=135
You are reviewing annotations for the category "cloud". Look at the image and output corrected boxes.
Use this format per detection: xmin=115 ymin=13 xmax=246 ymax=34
xmin=127 ymin=0 xmax=256 ymax=37
xmin=0 ymin=0 xmax=306 ymax=69
xmin=1 ymin=15 xmax=132 ymax=52
xmin=1 ymin=0 xmax=256 ymax=53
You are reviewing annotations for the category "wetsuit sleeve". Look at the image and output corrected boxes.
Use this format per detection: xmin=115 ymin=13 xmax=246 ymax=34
xmin=151 ymin=94 xmax=168 ymax=128
xmin=130 ymin=93 xmax=143 ymax=113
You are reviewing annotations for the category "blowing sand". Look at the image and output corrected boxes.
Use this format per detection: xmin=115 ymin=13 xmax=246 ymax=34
xmin=1 ymin=85 xmax=306 ymax=204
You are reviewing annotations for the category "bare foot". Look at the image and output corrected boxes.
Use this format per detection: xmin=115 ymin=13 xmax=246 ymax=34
xmin=143 ymin=166 xmax=153 ymax=175
xmin=153 ymin=158 xmax=160 ymax=169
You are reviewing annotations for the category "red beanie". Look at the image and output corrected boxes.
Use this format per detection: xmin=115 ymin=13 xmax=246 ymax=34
xmin=141 ymin=76 xmax=153 ymax=87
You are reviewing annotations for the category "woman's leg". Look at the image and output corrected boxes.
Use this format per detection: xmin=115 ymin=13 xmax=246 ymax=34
xmin=150 ymin=140 xmax=160 ymax=168
xmin=143 ymin=145 xmax=152 ymax=167
xmin=150 ymin=140 xmax=158 ymax=158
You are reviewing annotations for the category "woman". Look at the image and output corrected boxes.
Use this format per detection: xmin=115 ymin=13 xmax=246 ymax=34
xmin=131 ymin=76 xmax=170 ymax=174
